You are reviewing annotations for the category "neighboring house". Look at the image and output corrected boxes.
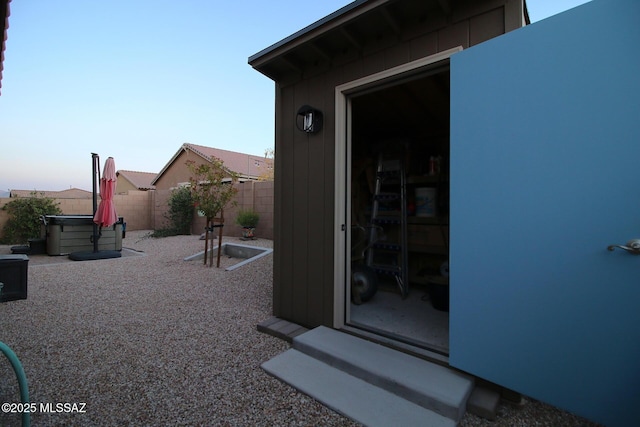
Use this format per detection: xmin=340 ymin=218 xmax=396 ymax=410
xmin=151 ymin=142 xmax=272 ymax=190
xmin=10 ymin=188 xmax=92 ymax=199
xmin=116 ymin=170 xmax=157 ymax=193
xmin=250 ymin=0 xmax=639 ymax=426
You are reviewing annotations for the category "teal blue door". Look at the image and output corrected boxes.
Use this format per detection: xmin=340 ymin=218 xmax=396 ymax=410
xmin=449 ymin=1 xmax=639 ymax=426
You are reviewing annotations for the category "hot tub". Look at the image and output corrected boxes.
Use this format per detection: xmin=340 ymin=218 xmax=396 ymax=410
xmin=43 ymin=215 xmax=123 ymax=256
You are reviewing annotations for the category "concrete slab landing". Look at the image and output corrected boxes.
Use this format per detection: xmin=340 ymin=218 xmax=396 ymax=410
xmin=261 ymin=326 xmax=475 ymax=426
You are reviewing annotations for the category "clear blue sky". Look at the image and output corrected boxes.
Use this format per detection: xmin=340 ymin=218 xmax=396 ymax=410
xmin=0 ymin=0 xmax=591 ymax=192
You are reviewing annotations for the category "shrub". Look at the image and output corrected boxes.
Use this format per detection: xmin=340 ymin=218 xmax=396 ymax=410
xmin=152 ymin=186 xmax=194 ymax=237
xmin=1 ymin=192 xmax=62 ymax=244
xmin=235 ymin=208 xmax=259 ymax=228
xmin=167 ymin=186 xmax=194 ymax=235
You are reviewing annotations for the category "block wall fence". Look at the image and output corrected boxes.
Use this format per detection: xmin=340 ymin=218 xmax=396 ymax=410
xmin=0 ymin=180 xmax=274 ymax=241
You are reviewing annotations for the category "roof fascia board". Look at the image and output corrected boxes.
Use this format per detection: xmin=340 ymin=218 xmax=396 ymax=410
xmin=1 ymin=0 xmax=11 ymax=94
xmin=248 ymin=0 xmax=388 ymax=68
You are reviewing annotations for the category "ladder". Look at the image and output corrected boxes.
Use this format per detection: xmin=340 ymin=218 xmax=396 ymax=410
xmin=366 ymin=151 xmax=409 ymax=298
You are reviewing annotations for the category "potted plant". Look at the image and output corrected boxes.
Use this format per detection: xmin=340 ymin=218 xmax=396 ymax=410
xmin=236 ymin=208 xmax=259 ymax=239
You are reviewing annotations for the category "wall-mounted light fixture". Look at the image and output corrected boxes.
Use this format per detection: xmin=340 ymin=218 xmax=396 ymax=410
xmin=296 ymin=105 xmax=323 ymax=134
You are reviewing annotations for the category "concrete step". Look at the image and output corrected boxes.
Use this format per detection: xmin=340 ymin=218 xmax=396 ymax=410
xmin=261 ymin=326 xmax=474 ymax=425
xmin=294 ymin=326 xmax=473 ymax=422
xmin=262 ymin=348 xmax=456 ymax=427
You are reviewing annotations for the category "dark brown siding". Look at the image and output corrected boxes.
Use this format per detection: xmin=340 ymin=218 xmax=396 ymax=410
xmin=274 ymin=74 xmax=337 ymax=326
xmin=271 ymin=0 xmax=522 ymax=328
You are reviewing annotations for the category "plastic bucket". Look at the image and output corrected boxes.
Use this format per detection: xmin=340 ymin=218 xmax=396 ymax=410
xmin=427 ymin=276 xmax=449 ymax=312
xmin=415 ymin=187 xmax=437 ymax=217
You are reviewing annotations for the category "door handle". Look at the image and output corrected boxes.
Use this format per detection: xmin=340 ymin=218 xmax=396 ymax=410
xmin=607 ymin=239 xmax=640 ymax=255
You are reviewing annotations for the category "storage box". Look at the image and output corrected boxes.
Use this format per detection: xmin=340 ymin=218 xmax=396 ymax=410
xmin=415 ymin=187 xmax=437 ymax=217
xmin=0 ymin=255 xmax=28 ymax=302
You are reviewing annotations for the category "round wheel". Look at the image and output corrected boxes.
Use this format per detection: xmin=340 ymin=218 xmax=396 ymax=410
xmin=351 ymin=264 xmax=378 ymax=303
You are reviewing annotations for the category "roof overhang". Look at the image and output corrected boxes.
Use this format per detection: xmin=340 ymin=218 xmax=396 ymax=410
xmin=249 ymin=0 xmax=529 ymax=83
xmin=248 ymin=0 xmax=371 ymax=66
xmin=1 ymin=0 xmax=11 ymax=94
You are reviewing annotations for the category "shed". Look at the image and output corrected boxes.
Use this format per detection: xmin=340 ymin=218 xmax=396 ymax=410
xmin=250 ymin=0 xmax=527 ymax=335
xmin=250 ymin=0 xmax=640 ymax=426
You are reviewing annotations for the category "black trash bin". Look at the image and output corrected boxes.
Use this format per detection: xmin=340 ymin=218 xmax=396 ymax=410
xmin=28 ymin=238 xmax=47 ymax=255
xmin=427 ymin=276 xmax=449 ymax=312
xmin=0 ymin=255 xmax=29 ymax=302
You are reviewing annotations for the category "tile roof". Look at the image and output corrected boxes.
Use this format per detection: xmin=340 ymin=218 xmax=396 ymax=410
xmin=187 ymin=143 xmax=272 ymax=178
xmin=152 ymin=143 xmax=273 ymax=184
xmin=10 ymin=188 xmax=93 ymax=199
xmin=116 ymin=170 xmax=157 ymax=190
xmin=1 ymin=0 xmax=10 ymax=95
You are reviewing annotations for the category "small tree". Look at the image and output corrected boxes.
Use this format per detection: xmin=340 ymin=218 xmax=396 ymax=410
xmin=1 ymin=192 xmax=62 ymax=244
xmin=186 ymin=158 xmax=238 ymax=266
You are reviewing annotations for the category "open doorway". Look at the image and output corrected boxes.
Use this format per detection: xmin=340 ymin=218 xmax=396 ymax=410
xmin=346 ymin=61 xmax=451 ymax=354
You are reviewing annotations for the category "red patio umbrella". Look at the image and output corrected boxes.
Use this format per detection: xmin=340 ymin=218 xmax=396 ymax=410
xmin=93 ymin=157 xmax=118 ymax=227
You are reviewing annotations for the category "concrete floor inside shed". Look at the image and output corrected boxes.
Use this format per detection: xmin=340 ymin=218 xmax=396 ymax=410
xmin=350 ymin=284 xmax=449 ymax=353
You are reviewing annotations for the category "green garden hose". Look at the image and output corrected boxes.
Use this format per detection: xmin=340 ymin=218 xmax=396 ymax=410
xmin=0 ymin=341 xmax=30 ymax=427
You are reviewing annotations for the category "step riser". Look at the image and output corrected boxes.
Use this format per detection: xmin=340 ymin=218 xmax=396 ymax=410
xmin=262 ymin=350 xmax=457 ymax=427
xmin=294 ymin=339 xmax=464 ymax=420
xmin=292 ymin=326 xmax=473 ymax=422
xmin=259 ymin=319 xmax=500 ymax=421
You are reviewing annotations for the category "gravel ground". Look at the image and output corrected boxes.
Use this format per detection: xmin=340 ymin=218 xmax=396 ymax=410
xmin=0 ymin=231 xmax=598 ymax=426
